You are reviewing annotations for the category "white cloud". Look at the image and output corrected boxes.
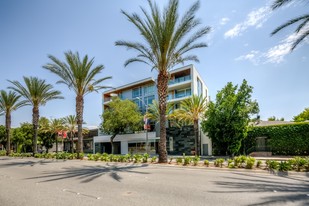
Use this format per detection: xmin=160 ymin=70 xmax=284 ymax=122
xmin=224 ymin=6 xmax=272 ymax=39
xmin=235 ymin=50 xmax=261 ymax=65
xmin=235 ymin=25 xmax=309 ymax=65
xmin=220 ymin=17 xmax=230 ymax=25
xmin=265 ymin=26 xmax=309 ymax=63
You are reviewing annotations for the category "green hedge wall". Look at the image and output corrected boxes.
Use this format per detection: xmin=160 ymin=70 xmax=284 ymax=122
xmin=246 ymin=123 xmax=309 ymax=155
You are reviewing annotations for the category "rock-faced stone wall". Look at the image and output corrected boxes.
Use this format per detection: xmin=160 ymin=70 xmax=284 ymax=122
xmin=166 ymin=126 xmax=195 ymax=155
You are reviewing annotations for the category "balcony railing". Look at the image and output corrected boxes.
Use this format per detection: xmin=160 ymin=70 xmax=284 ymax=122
xmin=169 ymin=75 xmax=191 ymax=85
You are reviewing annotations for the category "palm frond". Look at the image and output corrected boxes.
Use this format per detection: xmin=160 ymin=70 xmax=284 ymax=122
xmin=272 ymin=0 xmax=293 ymax=10
xmin=271 ymin=14 xmax=309 ymax=35
xmin=291 ymin=29 xmax=309 ymax=50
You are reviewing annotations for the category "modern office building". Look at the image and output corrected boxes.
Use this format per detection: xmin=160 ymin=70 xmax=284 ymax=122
xmin=94 ymin=64 xmax=212 ymax=156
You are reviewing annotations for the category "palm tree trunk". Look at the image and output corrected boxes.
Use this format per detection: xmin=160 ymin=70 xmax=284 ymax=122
xmin=5 ymin=111 xmax=11 ymax=155
xmin=110 ymin=133 xmax=117 ymax=154
xmin=70 ymin=131 xmax=74 ymax=153
xmin=194 ymin=119 xmax=199 ymax=156
xmin=157 ymin=71 xmax=168 ymax=163
xmin=55 ymin=134 xmax=58 ymax=153
xmin=76 ymin=95 xmax=84 ymax=158
xmin=32 ymin=106 xmax=39 ymax=154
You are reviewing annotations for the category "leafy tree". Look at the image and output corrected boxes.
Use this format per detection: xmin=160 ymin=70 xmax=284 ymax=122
xmin=201 ymin=80 xmax=259 ymax=156
xmin=8 ymin=77 xmax=63 ymax=154
xmin=293 ymin=107 xmax=309 ymax=122
xmin=38 ymin=117 xmax=54 ymax=153
xmin=12 ymin=123 xmax=33 ymax=153
xmin=268 ymin=116 xmax=285 ymax=121
xmin=116 ymin=0 xmax=210 ymax=163
xmin=271 ymin=0 xmax=309 ymax=50
xmin=43 ymin=51 xmax=112 ymax=157
xmin=173 ymin=95 xmax=207 ymax=156
xmin=0 ymin=125 xmax=6 ymax=149
xmin=0 ymin=90 xmax=27 ymax=155
xmin=101 ymin=98 xmax=142 ymax=154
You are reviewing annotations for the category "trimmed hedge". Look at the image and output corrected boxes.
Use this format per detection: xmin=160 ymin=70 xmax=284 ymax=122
xmin=246 ymin=123 xmax=309 ymax=155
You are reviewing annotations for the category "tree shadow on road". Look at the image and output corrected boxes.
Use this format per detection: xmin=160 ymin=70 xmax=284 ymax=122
xmin=208 ymin=172 xmax=309 ymax=205
xmin=0 ymin=158 xmax=57 ymax=168
xmin=26 ymin=163 xmax=150 ymax=183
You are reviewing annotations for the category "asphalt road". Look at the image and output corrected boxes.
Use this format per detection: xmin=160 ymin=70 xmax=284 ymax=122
xmin=0 ymin=157 xmax=308 ymax=206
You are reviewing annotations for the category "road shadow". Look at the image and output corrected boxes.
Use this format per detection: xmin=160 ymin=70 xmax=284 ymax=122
xmin=26 ymin=163 xmax=149 ymax=183
xmin=0 ymin=158 xmax=58 ymax=168
xmin=208 ymin=172 xmax=309 ymax=205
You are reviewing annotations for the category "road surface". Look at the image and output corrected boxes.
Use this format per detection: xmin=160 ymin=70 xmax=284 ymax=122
xmin=0 ymin=157 xmax=308 ymax=206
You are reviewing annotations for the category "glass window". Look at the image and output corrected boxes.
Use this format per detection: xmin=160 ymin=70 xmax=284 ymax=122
xmin=132 ymin=87 xmax=141 ymax=98
xmin=197 ymin=78 xmax=203 ymax=96
xmin=175 ymin=88 xmax=191 ymax=98
xmin=144 ymin=95 xmax=155 ymax=106
xmin=132 ymin=99 xmax=142 ymax=109
xmin=144 ymin=84 xmax=155 ymax=95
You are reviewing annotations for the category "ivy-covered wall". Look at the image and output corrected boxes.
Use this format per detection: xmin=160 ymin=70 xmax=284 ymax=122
xmin=245 ymin=123 xmax=309 ymax=155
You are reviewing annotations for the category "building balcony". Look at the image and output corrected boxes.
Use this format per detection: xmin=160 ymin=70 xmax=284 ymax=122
xmin=168 ymin=75 xmax=191 ymax=85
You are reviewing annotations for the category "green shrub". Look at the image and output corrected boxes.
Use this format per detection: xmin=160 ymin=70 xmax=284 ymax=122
xmin=204 ymin=160 xmax=209 ymax=167
xmin=143 ymin=153 xmax=149 ymax=163
xmin=290 ymin=156 xmax=307 ymax=171
xmin=133 ymin=154 xmax=143 ymax=163
xmin=278 ymin=161 xmax=292 ymax=172
xmin=151 ymin=156 xmax=157 ymax=163
xmin=246 ymin=123 xmax=309 ymax=155
xmin=0 ymin=150 xmax=6 ymax=156
xmin=234 ymin=155 xmax=247 ymax=168
xmin=176 ymin=157 xmax=183 ymax=165
xmin=99 ymin=153 xmax=108 ymax=161
xmin=214 ymin=158 xmax=224 ymax=168
xmin=228 ymin=163 xmax=235 ymax=168
xmin=268 ymin=160 xmax=279 ymax=170
xmin=183 ymin=157 xmax=192 ymax=166
xmin=245 ymin=157 xmax=255 ymax=169
xmin=256 ymin=160 xmax=262 ymax=168
xmin=192 ymin=156 xmax=200 ymax=166
xmin=227 ymin=159 xmax=233 ymax=167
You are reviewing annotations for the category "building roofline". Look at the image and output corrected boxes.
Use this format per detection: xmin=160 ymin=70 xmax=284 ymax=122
xmin=104 ymin=77 xmax=154 ymax=94
xmin=103 ymin=64 xmax=197 ymax=95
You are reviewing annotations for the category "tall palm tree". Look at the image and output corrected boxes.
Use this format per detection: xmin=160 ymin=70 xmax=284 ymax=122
xmin=0 ymin=90 xmax=27 ymax=155
xmin=8 ymin=77 xmax=63 ymax=154
xmin=271 ymin=0 xmax=309 ymax=50
xmin=116 ymin=0 xmax=210 ymax=162
xmin=173 ymin=95 xmax=207 ymax=156
xmin=49 ymin=118 xmax=65 ymax=153
xmin=62 ymin=115 xmax=77 ymax=153
xmin=43 ymin=51 xmax=112 ymax=157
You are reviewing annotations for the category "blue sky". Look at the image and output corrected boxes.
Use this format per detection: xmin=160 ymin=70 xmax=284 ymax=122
xmin=0 ymin=0 xmax=308 ymax=127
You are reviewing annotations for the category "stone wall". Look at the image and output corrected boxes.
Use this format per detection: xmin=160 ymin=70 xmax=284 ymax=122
xmin=166 ymin=126 xmax=195 ymax=155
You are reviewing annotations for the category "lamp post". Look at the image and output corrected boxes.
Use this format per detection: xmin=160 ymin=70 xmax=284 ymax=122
xmin=137 ymin=97 xmax=149 ymax=154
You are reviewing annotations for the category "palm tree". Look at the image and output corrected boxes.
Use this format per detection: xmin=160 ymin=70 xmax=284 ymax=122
xmin=145 ymin=100 xmax=174 ymax=122
xmin=8 ymin=77 xmax=63 ymax=154
xmin=271 ymin=0 xmax=309 ymax=50
xmin=49 ymin=118 xmax=65 ymax=153
xmin=62 ymin=115 xmax=77 ymax=153
xmin=173 ymin=95 xmax=207 ymax=156
xmin=115 ymin=0 xmax=210 ymax=163
xmin=39 ymin=117 xmax=53 ymax=153
xmin=0 ymin=90 xmax=27 ymax=155
xmin=43 ymin=51 xmax=112 ymax=157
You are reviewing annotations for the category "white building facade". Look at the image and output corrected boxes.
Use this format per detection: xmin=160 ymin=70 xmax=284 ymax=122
xmin=94 ymin=64 xmax=212 ymax=156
